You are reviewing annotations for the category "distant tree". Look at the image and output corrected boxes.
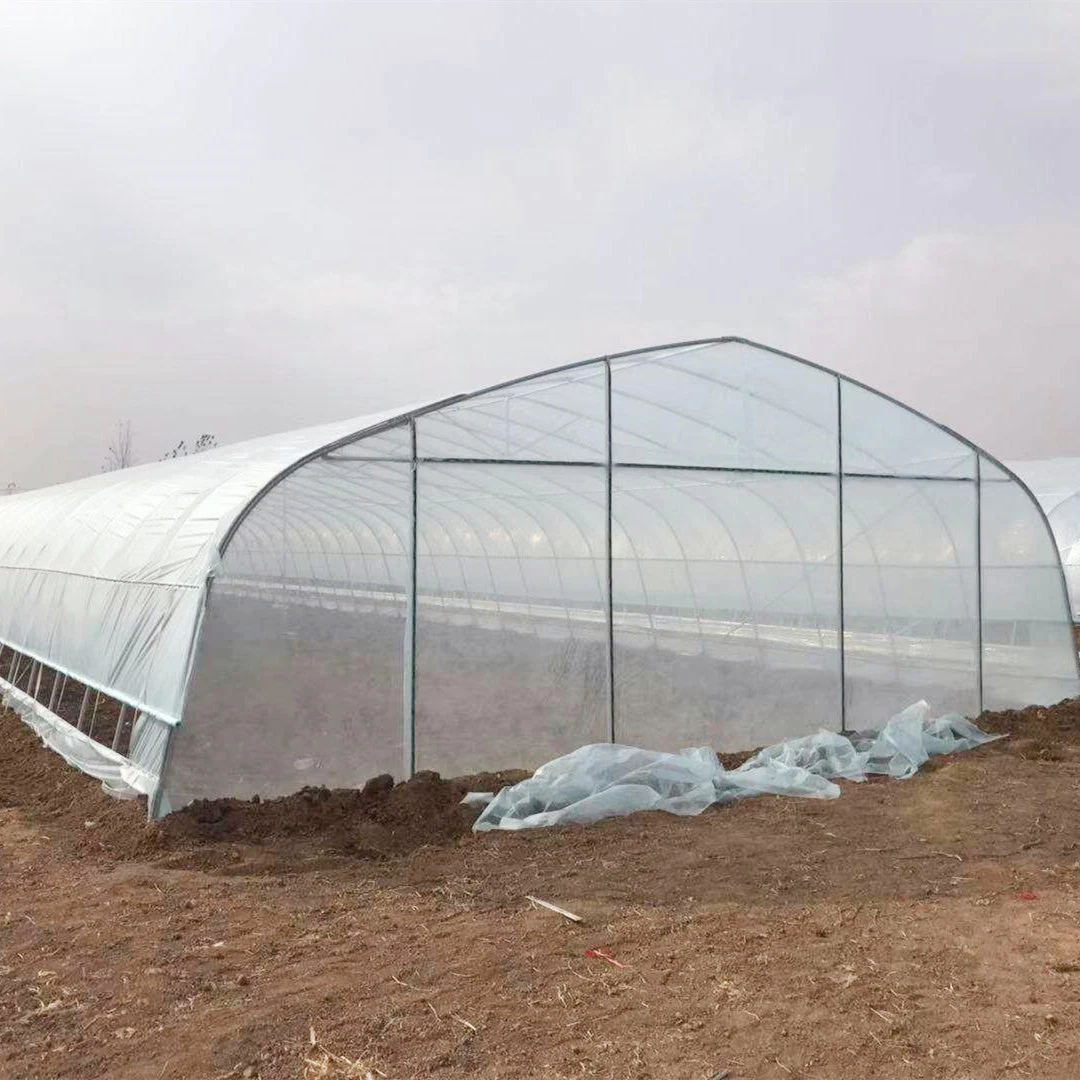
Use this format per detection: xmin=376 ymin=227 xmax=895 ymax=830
xmin=161 ymin=433 xmax=218 ymax=461
xmin=102 ymin=421 xmax=135 ymax=472
xmin=2 ymin=481 xmax=18 ymax=497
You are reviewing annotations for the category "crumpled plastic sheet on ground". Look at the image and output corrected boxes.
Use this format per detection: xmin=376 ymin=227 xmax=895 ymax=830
xmin=472 ymin=701 xmax=1002 ymax=832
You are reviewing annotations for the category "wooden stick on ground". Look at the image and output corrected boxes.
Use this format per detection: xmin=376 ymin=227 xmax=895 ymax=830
xmin=525 ymin=895 xmax=583 ymax=923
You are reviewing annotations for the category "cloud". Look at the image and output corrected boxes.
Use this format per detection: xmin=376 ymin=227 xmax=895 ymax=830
xmin=2 ymin=2 xmax=1080 ymax=488
xmin=916 ymin=166 xmax=976 ymax=198
xmin=787 ymin=223 xmax=1080 ymax=459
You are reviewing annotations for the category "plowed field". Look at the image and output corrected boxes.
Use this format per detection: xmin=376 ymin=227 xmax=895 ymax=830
xmin=4 ymin=702 xmax=1080 ymax=1079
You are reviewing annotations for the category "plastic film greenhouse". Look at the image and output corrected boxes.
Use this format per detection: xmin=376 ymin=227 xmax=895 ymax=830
xmin=0 ymin=338 xmax=1076 ymax=818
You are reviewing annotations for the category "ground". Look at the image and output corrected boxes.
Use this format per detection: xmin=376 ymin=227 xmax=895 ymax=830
xmin=4 ymin=703 xmax=1080 ymax=1079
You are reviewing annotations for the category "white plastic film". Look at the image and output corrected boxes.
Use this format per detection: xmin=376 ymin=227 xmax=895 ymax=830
xmin=1007 ymin=457 xmax=1080 ymax=621
xmin=613 ymin=468 xmax=841 ymax=750
xmin=980 ymin=456 xmax=1079 ymax=709
xmin=474 ymin=701 xmax=1000 ymax=831
xmin=611 ymin=342 xmax=838 ymax=472
xmin=415 ymin=463 xmax=609 ymax=775
xmin=417 ymin=364 xmax=607 ymax=462
xmin=0 ymin=409 xmax=411 ymax=726
xmin=841 ymin=476 xmax=979 ymax=727
xmin=842 ymin=382 xmax=975 ymax=479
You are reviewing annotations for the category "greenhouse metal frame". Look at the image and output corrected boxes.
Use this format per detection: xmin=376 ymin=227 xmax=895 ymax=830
xmin=0 ymin=338 xmax=1076 ymax=818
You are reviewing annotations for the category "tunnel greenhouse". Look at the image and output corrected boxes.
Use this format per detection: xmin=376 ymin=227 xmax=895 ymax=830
xmin=0 ymin=338 xmax=1076 ymax=817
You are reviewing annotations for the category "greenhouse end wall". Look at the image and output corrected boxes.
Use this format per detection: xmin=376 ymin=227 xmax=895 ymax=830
xmin=158 ymin=341 xmax=1080 ymax=813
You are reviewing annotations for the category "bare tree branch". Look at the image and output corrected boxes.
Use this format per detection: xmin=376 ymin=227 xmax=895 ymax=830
xmin=161 ymin=433 xmax=218 ymax=461
xmin=102 ymin=421 xmax=135 ymax=472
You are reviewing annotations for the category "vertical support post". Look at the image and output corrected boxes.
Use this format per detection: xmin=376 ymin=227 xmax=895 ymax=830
xmin=47 ymin=670 xmax=61 ymax=713
xmin=87 ymin=691 xmax=101 ymax=738
xmin=280 ymin=478 xmax=289 ymax=582
xmin=148 ymin=724 xmax=173 ymax=820
xmin=604 ymin=359 xmax=616 ymax=743
xmin=31 ymin=661 xmax=43 ymax=701
xmin=129 ymin=712 xmax=144 ymax=757
xmin=975 ymin=454 xmax=984 ymax=716
xmin=112 ymin=704 xmax=129 ymax=751
xmin=403 ymin=417 xmax=418 ymax=778
xmin=836 ymin=377 xmax=847 ymax=734
xmin=76 ymin=686 xmax=92 ymax=731
xmin=7 ymin=650 xmax=17 ymax=682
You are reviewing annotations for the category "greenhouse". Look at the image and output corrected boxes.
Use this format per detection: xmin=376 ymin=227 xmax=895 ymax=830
xmin=0 ymin=338 xmax=1076 ymax=818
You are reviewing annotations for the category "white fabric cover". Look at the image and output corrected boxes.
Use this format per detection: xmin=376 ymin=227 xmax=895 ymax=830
xmin=0 ymin=409 xmax=409 ymax=724
xmin=473 ymin=701 xmax=1001 ymax=831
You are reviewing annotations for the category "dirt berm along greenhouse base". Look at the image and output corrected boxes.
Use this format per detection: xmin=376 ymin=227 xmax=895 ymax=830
xmin=0 ymin=339 xmax=1076 ymax=818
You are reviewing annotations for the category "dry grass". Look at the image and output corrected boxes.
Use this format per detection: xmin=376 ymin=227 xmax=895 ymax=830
xmin=301 ymin=1028 xmax=386 ymax=1080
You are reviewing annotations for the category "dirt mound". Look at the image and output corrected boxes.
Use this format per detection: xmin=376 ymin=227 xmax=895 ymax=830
xmin=153 ymin=767 xmax=529 ymax=858
xmin=977 ymin=696 xmax=1080 ymax=760
xmin=0 ymin=706 xmax=530 ymax=864
xmin=5 ymin=695 xmax=1080 ymax=870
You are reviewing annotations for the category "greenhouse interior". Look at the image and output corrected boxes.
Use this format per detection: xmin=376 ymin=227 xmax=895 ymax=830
xmin=0 ymin=338 xmax=1076 ymax=818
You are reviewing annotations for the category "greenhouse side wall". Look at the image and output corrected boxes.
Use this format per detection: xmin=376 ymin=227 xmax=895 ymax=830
xmin=160 ymin=341 xmax=1080 ymax=812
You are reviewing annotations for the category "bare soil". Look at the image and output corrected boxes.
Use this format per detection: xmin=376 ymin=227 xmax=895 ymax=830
xmin=5 ymin=701 xmax=1080 ymax=1079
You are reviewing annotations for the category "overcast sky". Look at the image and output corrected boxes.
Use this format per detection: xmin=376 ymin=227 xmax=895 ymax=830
xmin=2 ymin=0 xmax=1079 ymax=489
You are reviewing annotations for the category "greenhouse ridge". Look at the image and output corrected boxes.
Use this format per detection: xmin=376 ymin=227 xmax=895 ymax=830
xmin=0 ymin=337 xmax=1076 ymax=818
